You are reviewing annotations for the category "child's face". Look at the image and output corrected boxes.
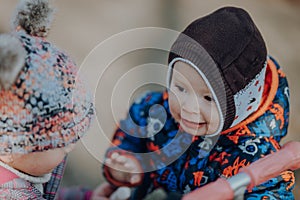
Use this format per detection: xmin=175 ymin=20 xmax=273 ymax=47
xmin=168 ymin=61 xmax=220 ymax=136
xmin=0 ymin=144 xmax=76 ymax=176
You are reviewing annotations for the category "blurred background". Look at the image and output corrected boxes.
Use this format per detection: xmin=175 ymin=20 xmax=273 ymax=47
xmin=1 ymin=0 xmax=299 ymax=198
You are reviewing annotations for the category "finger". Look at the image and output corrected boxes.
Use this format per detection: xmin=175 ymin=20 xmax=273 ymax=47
xmin=130 ymin=174 xmax=141 ymax=184
xmin=124 ymin=162 xmax=134 ymax=170
xmin=105 ymin=158 xmax=112 ymax=165
xmin=115 ymin=155 xmax=127 ymax=163
xmin=94 ymin=182 xmax=116 ymax=197
xmin=111 ymin=152 xmax=120 ymax=160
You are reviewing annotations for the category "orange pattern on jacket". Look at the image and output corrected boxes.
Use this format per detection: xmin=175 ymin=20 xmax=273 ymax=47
xmin=269 ymin=103 xmax=284 ymax=129
xmin=281 ymin=171 xmax=295 ymax=190
xmin=227 ymin=126 xmax=255 ymax=144
xmin=223 ymin=157 xmax=250 ymax=177
xmin=193 ymin=171 xmax=204 ymax=186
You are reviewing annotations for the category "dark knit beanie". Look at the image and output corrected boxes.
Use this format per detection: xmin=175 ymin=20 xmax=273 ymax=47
xmin=168 ymin=6 xmax=267 ymax=132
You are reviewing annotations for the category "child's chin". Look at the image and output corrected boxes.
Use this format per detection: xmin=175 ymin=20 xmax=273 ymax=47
xmin=181 ymin=127 xmax=207 ymax=136
xmin=187 ymin=132 xmax=206 ymax=136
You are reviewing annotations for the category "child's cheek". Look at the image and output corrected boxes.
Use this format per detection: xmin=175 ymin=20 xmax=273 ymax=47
xmin=168 ymin=92 xmax=181 ymax=121
xmin=8 ymin=148 xmax=67 ymax=176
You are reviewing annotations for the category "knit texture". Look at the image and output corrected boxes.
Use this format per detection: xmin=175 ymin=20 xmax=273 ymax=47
xmin=0 ymin=29 xmax=94 ymax=154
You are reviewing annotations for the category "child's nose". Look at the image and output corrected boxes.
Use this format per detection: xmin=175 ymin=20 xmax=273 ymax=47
xmin=182 ymin=95 xmax=201 ymax=114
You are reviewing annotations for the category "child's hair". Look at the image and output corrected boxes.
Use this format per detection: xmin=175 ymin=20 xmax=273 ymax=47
xmin=167 ymin=7 xmax=267 ymax=132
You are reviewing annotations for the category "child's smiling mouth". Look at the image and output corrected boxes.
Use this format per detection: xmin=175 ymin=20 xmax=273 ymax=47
xmin=181 ymin=118 xmax=206 ymax=130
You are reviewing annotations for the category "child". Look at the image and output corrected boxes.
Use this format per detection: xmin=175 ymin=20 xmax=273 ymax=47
xmin=0 ymin=0 xmax=115 ymax=199
xmin=103 ymin=6 xmax=295 ymax=199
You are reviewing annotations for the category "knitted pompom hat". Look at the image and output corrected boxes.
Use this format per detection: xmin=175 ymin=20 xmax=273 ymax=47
xmin=0 ymin=0 xmax=94 ymax=154
xmin=168 ymin=7 xmax=267 ymax=133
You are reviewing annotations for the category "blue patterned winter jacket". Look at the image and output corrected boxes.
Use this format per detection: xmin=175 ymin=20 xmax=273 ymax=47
xmin=104 ymin=57 xmax=295 ymax=200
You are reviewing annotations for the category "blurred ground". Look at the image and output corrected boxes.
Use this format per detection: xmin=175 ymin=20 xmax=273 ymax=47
xmin=1 ymin=0 xmax=300 ymax=198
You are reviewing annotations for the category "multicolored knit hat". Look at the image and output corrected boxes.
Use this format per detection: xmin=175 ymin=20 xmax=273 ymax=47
xmin=0 ymin=0 xmax=94 ymax=154
xmin=168 ymin=7 xmax=267 ymax=134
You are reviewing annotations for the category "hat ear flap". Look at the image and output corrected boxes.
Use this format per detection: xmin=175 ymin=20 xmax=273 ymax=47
xmin=0 ymin=34 xmax=26 ymax=90
xmin=12 ymin=0 xmax=55 ymax=37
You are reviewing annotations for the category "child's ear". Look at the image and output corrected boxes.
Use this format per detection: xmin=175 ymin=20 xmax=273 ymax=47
xmin=0 ymin=34 xmax=26 ymax=90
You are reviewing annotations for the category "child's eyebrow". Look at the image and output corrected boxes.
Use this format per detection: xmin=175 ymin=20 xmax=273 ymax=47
xmin=172 ymin=73 xmax=190 ymax=83
xmin=172 ymin=78 xmax=190 ymax=88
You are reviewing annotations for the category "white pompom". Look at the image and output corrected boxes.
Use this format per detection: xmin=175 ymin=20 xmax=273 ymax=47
xmin=0 ymin=34 xmax=26 ymax=90
xmin=12 ymin=0 xmax=55 ymax=37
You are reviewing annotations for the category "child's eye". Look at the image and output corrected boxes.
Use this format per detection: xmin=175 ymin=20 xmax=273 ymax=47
xmin=204 ymin=95 xmax=213 ymax=102
xmin=175 ymin=85 xmax=186 ymax=93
